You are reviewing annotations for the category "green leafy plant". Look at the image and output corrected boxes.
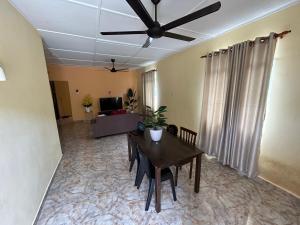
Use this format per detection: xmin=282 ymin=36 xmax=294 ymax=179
xmin=82 ymin=95 xmax=93 ymax=107
xmin=124 ymin=88 xmax=138 ymax=112
xmin=144 ymin=106 xmax=168 ymax=130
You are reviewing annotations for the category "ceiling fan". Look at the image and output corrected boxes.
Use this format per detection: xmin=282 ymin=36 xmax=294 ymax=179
xmin=101 ymin=0 xmax=221 ymax=48
xmin=105 ymin=59 xmax=129 ymax=73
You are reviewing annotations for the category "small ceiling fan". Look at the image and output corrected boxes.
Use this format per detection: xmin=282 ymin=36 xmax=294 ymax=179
xmin=105 ymin=59 xmax=129 ymax=73
xmin=101 ymin=0 xmax=221 ymax=48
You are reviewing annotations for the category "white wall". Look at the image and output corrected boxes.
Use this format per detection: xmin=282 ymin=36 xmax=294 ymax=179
xmin=0 ymin=1 xmax=62 ymax=224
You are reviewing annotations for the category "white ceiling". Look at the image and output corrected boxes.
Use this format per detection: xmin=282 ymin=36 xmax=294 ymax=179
xmin=9 ymin=0 xmax=299 ymax=69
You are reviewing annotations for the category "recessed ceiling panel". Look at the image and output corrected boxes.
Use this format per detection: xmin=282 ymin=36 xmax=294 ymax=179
xmin=126 ymin=57 xmax=151 ymax=65
xmin=46 ymin=49 xmax=94 ymax=61
xmin=136 ymin=47 xmax=174 ymax=59
xmin=99 ymin=9 xmax=147 ymax=45
xmin=181 ymin=0 xmax=297 ymax=36
xmin=96 ymin=40 xmax=140 ymax=56
xmin=40 ymin=30 xmax=96 ymax=53
xmin=10 ymin=0 xmax=298 ymax=68
xmin=101 ymin=0 xmax=137 ymax=16
xmin=10 ymin=0 xmax=98 ymax=37
xmin=141 ymin=0 xmax=207 ymax=25
xmin=57 ymin=58 xmax=94 ymax=66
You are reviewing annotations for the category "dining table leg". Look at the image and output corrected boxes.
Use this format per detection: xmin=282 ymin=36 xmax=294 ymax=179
xmin=194 ymin=153 xmax=202 ymax=193
xmin=155 ymin=166 xmax=161 ymax=213
xmin=127 ymin=133 xmax=131 ymax=161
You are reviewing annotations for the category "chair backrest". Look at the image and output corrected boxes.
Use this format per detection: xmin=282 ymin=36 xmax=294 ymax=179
xmin=137 ymin=145 xmax=152 ymax=178
xmin=166 ymin=124 xmax=178 ymax=136
xmin=180 ymin=127 xmax=197 ymax=146
xmin=136 ymin=121 xmax=145 ymax=133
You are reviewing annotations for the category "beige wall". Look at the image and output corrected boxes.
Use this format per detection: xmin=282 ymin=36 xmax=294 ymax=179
xmin=148 ymin=4 xmax=300 ymax=196
xmin=0 ymin=1 xmax=62 ymax=225
xmin=48 ymin=64 xmax=140 ymax=120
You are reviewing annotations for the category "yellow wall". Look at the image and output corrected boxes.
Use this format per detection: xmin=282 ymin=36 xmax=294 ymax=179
xmin=149 ymin=4 xmax=300 ymax=196
xmin=48 ymin=64 xmax=139 ymax=120
xmin=0 ymin=1 xmax=62 ymax=225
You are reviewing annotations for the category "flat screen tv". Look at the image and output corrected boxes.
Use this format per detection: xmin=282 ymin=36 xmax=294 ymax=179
xmin=99 ymin=97 xmax=123 ymax=111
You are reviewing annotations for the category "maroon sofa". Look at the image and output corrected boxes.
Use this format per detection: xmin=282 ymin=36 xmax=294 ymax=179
xmin=91 ymin=113 xmax=142 ymax=138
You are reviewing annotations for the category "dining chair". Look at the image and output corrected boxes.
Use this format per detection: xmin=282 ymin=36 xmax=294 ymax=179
xmin=136 ymin=146 xmax=177 ymax=211
xmin=174 ymin=127 xmax=197 ymax=186
xmin=128 ymin=121 xmax=145 ymax=186
xmin=166 ymin=124 xmax=178 ymax=136
xmin=128 ymin=121 xmax=145 ymax=171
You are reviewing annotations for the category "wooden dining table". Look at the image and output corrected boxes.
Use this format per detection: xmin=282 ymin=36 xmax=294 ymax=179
xmin=129 ymin=129 xmax=204 ymax=213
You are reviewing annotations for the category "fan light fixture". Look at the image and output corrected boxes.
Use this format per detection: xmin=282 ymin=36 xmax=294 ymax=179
xmin=0 ymin=66 xmax=6 ymax=81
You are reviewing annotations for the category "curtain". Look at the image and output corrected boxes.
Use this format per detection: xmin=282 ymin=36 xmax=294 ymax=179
xmin=199 ymin=33 xmax=277 ymax=178
xmin=142 ymin=70 xmax=156 ymax=111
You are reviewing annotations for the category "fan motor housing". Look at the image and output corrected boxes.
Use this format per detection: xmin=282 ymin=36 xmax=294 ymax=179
xmin=151 ymin=0 xmax=161 ymax=4
xmin=147 ymin=22 xmax=164 ymax=38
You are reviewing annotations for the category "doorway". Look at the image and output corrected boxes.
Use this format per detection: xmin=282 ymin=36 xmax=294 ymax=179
xmin=49 ymin=81 xmax=72 ymax=120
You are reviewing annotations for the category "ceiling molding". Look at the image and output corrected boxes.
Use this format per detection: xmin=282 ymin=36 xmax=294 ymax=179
xmin=186 ymin=0 xmax=209 ymax=14
xmin=101 ymin=7 xmax=139 ymax=19
xmin=47 ymin=57 xmax=141 ymax=66
xmin=63 ymin=0 xmax=98 ymax=9
xmin=38 ymin=29 xmax=96 ymax=40
xmin=95 ymin=52 xmax=150 ymax=60
xmin=96 ymin=38 xmax=141 ymax=47
xmin=48 ymin=48 xmax=94 ymax=55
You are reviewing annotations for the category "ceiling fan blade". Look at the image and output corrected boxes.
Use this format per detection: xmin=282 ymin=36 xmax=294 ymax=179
xmin=162 ymin=1 xmax=221 ymax=31
xmin=101 ymin=31 xmax=146 ymax=35
xmin=126 ymin=0 xmax=155 ymax=28
xmin=116 ymin=68 xmax=129 ymax=72
xmin=164 ymin=32 xmax=195 ymax=42
xmin=104 ymin=67 xmax=111 ymax=70
xmin=142 ymin=37 xmax=153 ymax=48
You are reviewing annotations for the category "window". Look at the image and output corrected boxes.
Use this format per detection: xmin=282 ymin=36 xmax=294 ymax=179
xmin=142 ymin=70 xmax=158 ymax=111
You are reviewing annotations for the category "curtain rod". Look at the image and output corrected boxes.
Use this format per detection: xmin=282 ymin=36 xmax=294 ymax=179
xmin=200 ymin=30 xmax=291 ymax=58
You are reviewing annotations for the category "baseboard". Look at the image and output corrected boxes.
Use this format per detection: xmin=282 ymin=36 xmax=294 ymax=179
xmin=32 ymin=155 xmax=63 ymax=225
xmin=258 ymin=175 xmax=300 ymax=199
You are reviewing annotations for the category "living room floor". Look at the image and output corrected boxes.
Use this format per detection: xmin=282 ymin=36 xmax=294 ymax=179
xmin=36 ymin=122 xmax=300 ymax=225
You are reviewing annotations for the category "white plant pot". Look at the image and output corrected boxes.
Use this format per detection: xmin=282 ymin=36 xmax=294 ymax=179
xmin=150 ymin=128 xmax=163 ymax=142
xmin=85 ymin=107 xmax=91 ymax=113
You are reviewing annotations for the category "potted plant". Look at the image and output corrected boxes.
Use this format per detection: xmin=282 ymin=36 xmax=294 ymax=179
xmin=144 ymin=106 xmax=168 ymax=142
xmin=124 ymin=88 xmax=138 ymax=113
xmin=82 ymin=95 xmax=93 ymax=113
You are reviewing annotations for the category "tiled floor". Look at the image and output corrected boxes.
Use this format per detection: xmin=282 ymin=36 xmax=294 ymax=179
xmin=36 ymin=122 xmax=300 ymax=225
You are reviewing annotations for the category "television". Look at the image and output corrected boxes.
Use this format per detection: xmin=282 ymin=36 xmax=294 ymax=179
xmin=99 ymin=97 xmax=123 ymax=111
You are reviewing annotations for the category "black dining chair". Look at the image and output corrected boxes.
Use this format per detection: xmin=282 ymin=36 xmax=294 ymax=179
xmin=128 ymin=121 xmax=146 ymax=186
xmin=136 ymin=146 xmax=177 ymax=211
xmin=166 ymin=124 xmax=178 ymax=136
xmin=128 ymin=121 xmax=145 ymax=170
xmin=174 ymin=127 xmax=197 ymax=186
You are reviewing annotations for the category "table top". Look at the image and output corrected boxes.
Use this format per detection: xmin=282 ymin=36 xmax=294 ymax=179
xmin=130 ymin=130 xmax=203 ymax=169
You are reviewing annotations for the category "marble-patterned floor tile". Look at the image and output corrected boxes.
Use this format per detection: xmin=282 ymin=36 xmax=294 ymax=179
xmin=36 ymin=122 xmax=300 ymax=225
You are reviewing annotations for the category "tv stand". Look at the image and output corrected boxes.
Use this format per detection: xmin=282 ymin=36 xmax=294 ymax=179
xmin=98 ymin=110 xmax=113 ymax=116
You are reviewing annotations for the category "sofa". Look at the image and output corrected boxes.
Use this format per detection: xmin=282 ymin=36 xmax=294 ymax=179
xmin=91 ymin=113 xmax=142 ymax=138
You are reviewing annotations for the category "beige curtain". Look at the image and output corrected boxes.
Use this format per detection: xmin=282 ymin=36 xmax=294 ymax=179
xmin=142 ymin=70 xmax=156 ymax=110
xmin=199 ymin=33 xmax=277 ymax=178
